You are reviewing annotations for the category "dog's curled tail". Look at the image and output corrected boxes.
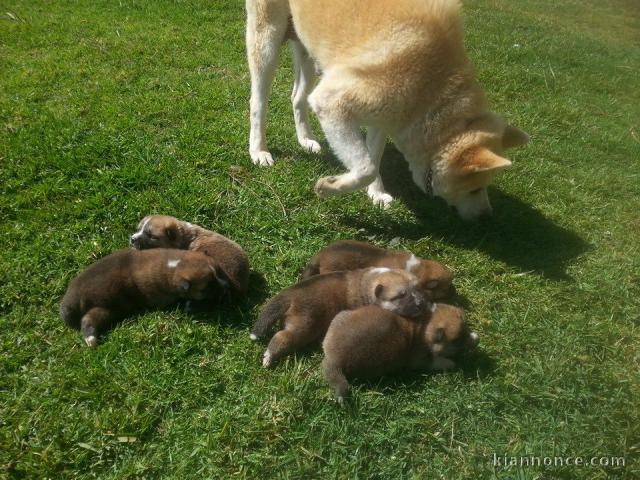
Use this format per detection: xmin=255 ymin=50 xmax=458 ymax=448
xmin=299 ymin=260 xmax=319 ymax=282
xmin=322 ymin=358 xmax=350 ymax=404
xmin=250 ymin=293 xmax=290 ymax=340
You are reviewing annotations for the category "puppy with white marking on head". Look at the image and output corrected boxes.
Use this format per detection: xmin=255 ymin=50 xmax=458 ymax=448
xmin=322 ymin=303 xmax=479 ymax=403
xmin=301 ymin=240 xmax=453 ymax=300
xmin=60 ymin=249 xmax=228 ymax=346
xmin=246 ymin=0 xmax=529 ymax=218
xmin=130 ymin=215 xmax=250 ymax=297
xmin=251 ymin=267 xmax=429 ymax=367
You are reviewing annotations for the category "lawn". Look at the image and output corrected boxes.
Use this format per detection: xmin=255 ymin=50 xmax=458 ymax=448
xmin=1 ymin=0 xmax=639 ymax=478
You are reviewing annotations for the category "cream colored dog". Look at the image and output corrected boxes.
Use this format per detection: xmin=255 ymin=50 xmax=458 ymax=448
xmin=246 ymin=0 xmax=529 ymax=219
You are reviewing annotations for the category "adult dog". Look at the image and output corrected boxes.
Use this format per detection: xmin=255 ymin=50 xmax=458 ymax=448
xmin=246 ymin=0 xmax=529 ymax=219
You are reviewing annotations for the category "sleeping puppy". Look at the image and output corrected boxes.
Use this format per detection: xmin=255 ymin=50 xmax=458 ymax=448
xmin=251 ymin=267 xmax=429 ymax=367
xmin=301 ymin=240 xmax=453 ymax=299
xmin=130 ymin=215 xmax=249 ymax=296
xmin=60 ymin=249 xmax=228 ymax=346
xmin=322 ymin=303 xmax=479 ymax=403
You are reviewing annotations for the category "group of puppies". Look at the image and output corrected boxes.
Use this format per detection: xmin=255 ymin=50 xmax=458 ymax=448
xmin=60 ymin=215 xmax=249 ymax=347
xmin=250 ymin=240 xmax=479 ymax=402
xmin=60 ymin=219 xmax=478 ymax=402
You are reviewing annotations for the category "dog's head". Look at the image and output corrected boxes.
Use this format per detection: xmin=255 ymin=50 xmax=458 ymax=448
xmin=172 ymin=253 xmax=230 ymax=300
xmin=424 ymin=304 xmax=479 ymax=362
xmin=130 ymin=215 xmax=188 ymax=249
xmin=405 ymin=255 xmax=454 ymax=300
xmin=365 ymin=268 xmax=429 ymax=318
xmin=430 ymin=113 xmax=529 ymax=220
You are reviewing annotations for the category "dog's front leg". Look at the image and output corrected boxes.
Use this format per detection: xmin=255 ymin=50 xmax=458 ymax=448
xmin=246 ymin=0 xmax=289 ymax=166
xmin=310 ymin=83 xmax=378 ymax=196
xmin=312 ymin=118 xmax=377 ymax=196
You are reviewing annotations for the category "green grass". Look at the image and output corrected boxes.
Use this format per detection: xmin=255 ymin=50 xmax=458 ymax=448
xmin=1 ymin=0 xmax=639 ymax=478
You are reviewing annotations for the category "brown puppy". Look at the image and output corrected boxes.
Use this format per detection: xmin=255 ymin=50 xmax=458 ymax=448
xmin=322 ymin=303 xmax=479 ymax=402
xmin=251 ymin=268 xmax=429 ymax=367
xmin=130 ymin=215 xmax=250 ymax=296
xmin=301 ymin=240 xmax=453 ymax=299
xmin=60 ymin=249 xmax=227 ymax=347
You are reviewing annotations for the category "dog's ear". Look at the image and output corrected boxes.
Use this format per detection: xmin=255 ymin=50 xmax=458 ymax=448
xmin=209 ymin=264 xmax=231 ymax=289
xmin=165 ymin=224 xmax=177 ymax=240
xmin=374 ymin=284 xmax=384 ymax=298
xmin=434 ymin=327 xmax=445 ymax=343
xmin=502 ymin=124 xmax=529 ymax=149
xmin=457 ymin=147 xmax=512 ymax=174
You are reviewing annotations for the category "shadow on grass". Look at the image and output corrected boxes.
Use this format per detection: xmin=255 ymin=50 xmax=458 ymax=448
xmin=332 ymin=350 xmax=497 ymax=411
xmin=183 ymin=270 xmax=270 ymax=329
xmin=338 ymin=147 xmax=591 ymax=280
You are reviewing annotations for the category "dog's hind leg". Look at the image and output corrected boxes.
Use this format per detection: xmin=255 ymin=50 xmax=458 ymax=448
xmin=310 ymin=74 xmax=379 ymax=196
xmin=80 ymin=307 xmax=112 ymax=347
xmin=365 ymin=127 xmax=394 ymax=208
xmin=289 ymin=40 xmax=321 ymax=155
xmin=246 ymin=0 xmax=289 ymax=166
xmin=262 ymin=323 xmax=316 ymax=367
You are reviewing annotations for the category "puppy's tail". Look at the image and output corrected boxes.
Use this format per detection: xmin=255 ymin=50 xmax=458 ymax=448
xmin=299 ymin=260 xmax=319 ymax=282
xmin=250 ymin=293 xmax=290 ymax=340
xmin=322 ymin=358 xmax=350 ymax=404
xmin=59 ymin=296 xmax=80 ymax=330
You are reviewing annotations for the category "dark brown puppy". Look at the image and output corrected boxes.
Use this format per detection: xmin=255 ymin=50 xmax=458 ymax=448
xmin=301 ymin=240 xmax=453 ymax=299
xmin=60 ymin=249 xmax=227 ymax=346
xmin=322 ymin=304 xmax=479 ymax=403
xmin=252 ymin=268 xmax=429 ymax=367
xmin=130 ymin=215 xmax=250 ymax=296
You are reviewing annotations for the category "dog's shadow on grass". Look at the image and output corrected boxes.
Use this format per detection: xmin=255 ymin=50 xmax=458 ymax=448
xmin=343 ymin=349 xmax=496 ymax=404
xmin=187 ymin=270 xmax=270 ymax=329
xmin=339 ymin=147 xmax=591 ymax=280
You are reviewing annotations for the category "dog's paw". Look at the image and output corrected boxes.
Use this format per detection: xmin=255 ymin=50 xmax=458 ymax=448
xmin=250 ymin=150 xmax=274 ymax=167
xmin=368 ymin=190 xmax=394 ymax=209
xmin=314 ymin=176 xmax=339 ymax=197
xmin=299 ymin=138 xmax=321 ymax=154
xmin=84 ymin=335 xmax=98 ymax=348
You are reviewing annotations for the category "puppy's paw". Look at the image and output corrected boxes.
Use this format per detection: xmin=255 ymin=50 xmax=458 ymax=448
xmin=250 ymin=150 xmax=274 ymax=167
xmin=84 ymin=335 xmax=98 ymax=348
xmin=314 ymin=176 xmax=339 ymax=197
xmin=249 ymin=333 xmax=258 ymax=341
xmin=367 ymin=190 xmax=394 ymax=209
xmin=262 ymin=350 xmax=273 ymax=368
xmin=299 ymin=138 xmax=321 ymax=154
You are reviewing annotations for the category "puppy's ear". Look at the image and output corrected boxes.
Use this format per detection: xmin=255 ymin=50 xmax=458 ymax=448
xmin=209 ymin=264 xmax=231 ymax=289
xmin=165 ymin=224 xmax=177 ymax=240
xmin=434 ymin=327 xmax=445 ymax=343
xmin=374 ymin=284 xmax=384 ymax=298
xmin=457 ymin=147 xmax=511 ymax=175
xmin=502 ymin=124 xmax=529 ymax=149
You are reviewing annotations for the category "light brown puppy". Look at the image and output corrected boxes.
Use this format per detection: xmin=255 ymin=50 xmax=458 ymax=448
xmin=301 ymin=240 xmax=453 ymax=299
xmin=246 ymin=0 xmax=529 ymax=218
xmin=322 ymin=304 xmax=479 ymax=402
xmin=60 ymin=249 xmax=227 ymax=346
xmin=251 ymin=268 xmax=429 ymax=367
xmin=130 ymin=215 xmax=250 ymax=296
